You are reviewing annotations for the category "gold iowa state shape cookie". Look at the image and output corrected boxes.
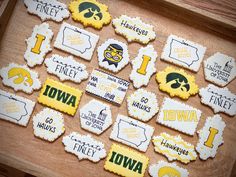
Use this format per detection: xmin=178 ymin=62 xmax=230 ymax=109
xmin=38 ymin=78 xmax=83 ymax=116
xmin=156 ymin=67 xmax=199 ymax=100
xmin=69 ymin=0 xmax=111 ymax=29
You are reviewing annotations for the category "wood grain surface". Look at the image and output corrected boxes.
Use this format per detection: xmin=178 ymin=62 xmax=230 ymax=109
xmin=0 ymin=0 xmax=236 ymax=177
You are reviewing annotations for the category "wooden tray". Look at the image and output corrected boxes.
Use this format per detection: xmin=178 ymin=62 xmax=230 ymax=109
xmin=0 ymin=0 xmax=236 ymax=177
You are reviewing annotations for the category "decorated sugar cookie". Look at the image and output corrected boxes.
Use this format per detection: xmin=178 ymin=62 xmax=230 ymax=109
xmin=110 ymin=114 xmax=154 ymax=152
xmin=130 ymin=45 xmax=158 ymax=88
xmin=97 ymin=39 xmax=129 ymax=73
xmin=161 ymin=34 xmax=206 ymax=72
xmin=86 ymin=69 xmax=130 ymax=105
xmin=204 ymin=52 xmax=236 ymax=87
xmin=152 ymin=133 xmax=197 ymax=164
xmin=62 ymin=132 xmax=107 ymax=162
xmin=24 ymin=23 xmax=53 ymax=67
xmin=45 ymin=54 xmax=89 ymax=83
xmin=196 ymin=114 xmax=226 ymax=160
xmin=127 ymin=89 xmax=159 ymax=122
xmin=54 ymin=22 xmax=99 ymax=61
xmin=104 ymin=143 xmax=149 ymax=177
xmin=0 ymin=89 xmax=35 ymax=126
xmin=0 ymin=63 xmax=41 ymax=94
xmin=33 ymin=108 xmax=65 ymax=142
xmin=24 ymin=0 xmax=70 ymax=22
xmin=69 ymin=0 xmax=111 ymax=29
xmin=199 ymin=84 xmax=236 ymax=116
xmin=157 ymin=97 xmax=202 ymax=136
xmin=38 ymin=78 xmax=83 ymax=116
xmin=149 ymin=161 xmax=189 ymax=177
xmin=156 ymin=67 xmax=199 ymax=99
xmin=80 ymin=99 xmax=112 ymax=135
xmin=112 ymin=15 xmax=156 ymax=44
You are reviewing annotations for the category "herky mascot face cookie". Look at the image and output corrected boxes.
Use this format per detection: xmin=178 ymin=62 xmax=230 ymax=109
xmin=97 ymin=39 xmax=129 ymax=73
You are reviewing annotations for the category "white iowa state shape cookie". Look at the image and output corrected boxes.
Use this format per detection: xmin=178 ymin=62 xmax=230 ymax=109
xmin=24 ymin=22 xmax=53 ymax=67
xmin=97 ymin=38 xmax=129 ymax=73
xmin=204 ymin=52 xmax=236 ymax=87
xmin=33 ymin=108 xmax=65 ymax=142
xmin=196 ymin=114 xmax=226 ymax=160
xmin=45 ymin=54 xmax=89 ymax=83
xmin=127 ymin=89 xmax=159 ymax=122
xmin=62 ymin=132 xmax=107 ymax=162
xmin=0 ymin=63 xmax=41 ymax=94
xmin=24 ymin=0 xmax=70 ymax=22
xmin=130 ymin=45 xmax=158 ymax=88
xmin=80 ymin=99 xmax=112 ymax=135
xmin=199 ymin=84 xmax=236 ymax=116
xmin=161 ymin=34 xmax=206 ymax=72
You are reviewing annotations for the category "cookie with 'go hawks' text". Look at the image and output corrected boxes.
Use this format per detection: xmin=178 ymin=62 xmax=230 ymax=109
xmin=97 ymin=38 xmax=129 ymax=73
xmin=130 ymin=45 xmax=158 ymax=88
xmin=127 ymin=89 xmax=159 ymax=122
xmin=33 ymin=108 xmax=65 ymax=142
xmin=24 ymin=22 xmax=53 ymax=67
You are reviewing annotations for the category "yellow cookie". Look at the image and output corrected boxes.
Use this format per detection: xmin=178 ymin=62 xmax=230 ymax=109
xmin=69 ymin=0 xmax=111 ymax=29
xmin=156 ymin=67 xmax=199 ymax=100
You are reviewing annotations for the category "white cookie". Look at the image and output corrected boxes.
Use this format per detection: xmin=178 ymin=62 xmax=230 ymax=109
xmin=24 ymin=22 xmax=53 ymax=67
xmin=110 ymin=114 xmax=154 ymax=152
xmin=62 ymin=132 xmax=107 ymax=162
xmin=0 ymin=63 xmax=41 ymax=94
xmin=54 ymin=22 xmax=99 ymax=61
xmin=24 ymin=0 xmax=70 ymax=22
xmin=80 ymin=99 xmax=112 ymax=135
xmin=199 ymin=84 xmax=236 ymax=116
xmin=0 ymin=89 xmax=35 ymax=126
xmin=157 ymin=97 xmax=202 ymax=136
xmin=149 ymin=161 xmax=189 ymax=177
xmin=204 ymin=52 xmax=236 ymax=87
xmin=112 ymin=15 xmax=156 ymax=44
xmin=33 ymin=108 xmax=65 ymax=142
xmin=127 ymin=89 xmax=159 ymax=122
xmin=97 ymin=39 xmax=129 ymax=73
xmin=161 ymin=34 xmax=206 ymax=72
xmin=196 ymin=114 xmax=226 ymax=160
xmin=45 ymin=54 xmax=89 ymax=83
xmin=130 ymin=45 xmax=158 ymax=88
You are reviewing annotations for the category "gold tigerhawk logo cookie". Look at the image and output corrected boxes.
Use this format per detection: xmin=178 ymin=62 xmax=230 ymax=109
xmin=69 ymin=0 xmax=111 ymax=29
xmin=156 ymin=67 xmax=199 ymax=100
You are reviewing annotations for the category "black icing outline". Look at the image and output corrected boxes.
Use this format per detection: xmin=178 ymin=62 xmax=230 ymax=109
xmin=52 ymin=57 xmax=84 ymax=72
xmin=207 ymin=87 xmax=236 ymax=103
xmin=169 ymin=39 xmax=200 ymax=67
xmin=70 ymin=135 xmax=102 ymax=151
xmin=32 ymin=0 xmax=66 ymax=11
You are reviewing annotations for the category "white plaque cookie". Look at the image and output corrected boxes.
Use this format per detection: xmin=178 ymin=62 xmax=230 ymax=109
xmin=130 ymin=45 xmax=158 ymax=88
xmin=97 ymin=39 xmax=129 ymax=73
xmin=54 ymin=22 xmax=99 ymax=61
xmin=152 ymin=132 xmax=197 ymax=164
xmin=204 ymin=52 xmax=236 ymax=87
xmin=127 ymin=89 xmax=159 ymax=122
xmin=157 ymin=97 xmax=202 ymax=136
xmin=45 ymin=54 xmax=89 ymax=83
xmin=62 ymin=132 xmax=107 ymax=162
xmin=0 ymin=63 xmax=41 ymax=94
xmin=0 ymin=89 xmax=35 ymax=126
xmin=196 ymin=114 xmax=226 ymax=160
xmin=199 ymin=84 xmax=236 ymax=116
xmin=112 ymin=15 xmax=156 ymax=44
xmin=149 ymin=161 xmax=189 ymax=177
xmin=80 ymin=99 xmax=112 ymax=135
xmin=33 ymin=108 xmax=65 ymax=142
xmin=161 ymin=34 xmax=206 ymax=72
xmin=24 ymin=0 xmax=70 ymax=22
xmin=24 ymin=22 xmax=53 ymax=67
xmin=110 ymin=114 xmax=154 ymax=152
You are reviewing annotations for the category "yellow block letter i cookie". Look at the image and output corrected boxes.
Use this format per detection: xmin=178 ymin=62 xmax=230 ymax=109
xmin=69 ymin=0 xmax=111 ymax=29
xmin=156 ymin=67 xmax=199 ymax=99
xmin=38 ymin=78 xmax=83 ymax=116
